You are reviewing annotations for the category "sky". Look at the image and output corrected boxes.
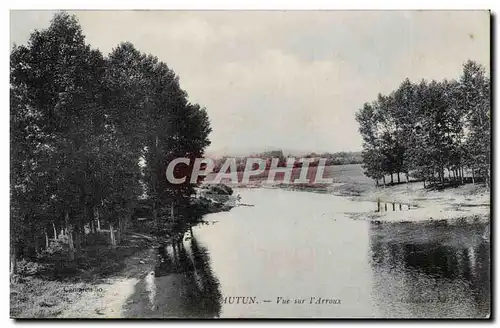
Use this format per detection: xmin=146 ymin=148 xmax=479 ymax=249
xmin=10 ymin=10 xmax=490 ymax=156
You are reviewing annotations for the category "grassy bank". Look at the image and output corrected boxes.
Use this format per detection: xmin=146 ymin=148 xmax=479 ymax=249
xmin=11 ymin=188 xmax=237 ymax=319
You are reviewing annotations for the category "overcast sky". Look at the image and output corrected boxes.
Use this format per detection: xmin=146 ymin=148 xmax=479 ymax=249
xmin=10 ymin=10 xmax=490 ymax=156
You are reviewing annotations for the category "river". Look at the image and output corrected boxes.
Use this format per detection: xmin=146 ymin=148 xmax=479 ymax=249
xmin=123 ymin=188 xmax=490 ymax=319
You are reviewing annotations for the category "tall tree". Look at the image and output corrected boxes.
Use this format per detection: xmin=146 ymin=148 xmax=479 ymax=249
xmin=459 ymin=60 xmax=491 ymax=186
xmin=11 ymin=12 xmax=107 ymax=260
xmin=356 ymin=60 xmax=490 ymax=190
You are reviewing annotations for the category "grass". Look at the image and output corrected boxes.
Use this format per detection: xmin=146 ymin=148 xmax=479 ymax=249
xmin=30 ymin=233 xmax=153 ymax=282
xmin=10 ymin=275 xmax=100 ymax=318
xmin=10 ymin=232 xmax=156 ymax=318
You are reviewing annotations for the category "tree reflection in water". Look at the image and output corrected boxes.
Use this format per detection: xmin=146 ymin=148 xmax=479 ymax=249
xmin=369 ymin=221 xmax=490 ymax=318
xmin=124 ymin=235 xmax=222 ymax=318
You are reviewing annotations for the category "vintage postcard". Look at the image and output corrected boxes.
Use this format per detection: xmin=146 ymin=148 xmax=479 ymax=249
xmin=10 ymin=10 xmax=491 ymax=319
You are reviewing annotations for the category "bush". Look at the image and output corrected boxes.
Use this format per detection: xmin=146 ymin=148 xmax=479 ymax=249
xmin=204 ymin=183 xmax=233 ymax=195
xmin=38 ymin=237 xmax=71 ymax=259
xmin=16 ymin=260 xmax=50 ymax=276
xmin=84 ymin=232 xmax=110 ymax=246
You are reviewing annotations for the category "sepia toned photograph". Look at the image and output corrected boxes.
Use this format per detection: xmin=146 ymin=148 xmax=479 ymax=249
xmin=9 ymin=10 xmax=491 ymax=319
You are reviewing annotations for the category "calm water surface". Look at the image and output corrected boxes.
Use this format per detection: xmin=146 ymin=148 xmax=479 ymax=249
xmin=124 ymin=188 xmax=490 ymax=318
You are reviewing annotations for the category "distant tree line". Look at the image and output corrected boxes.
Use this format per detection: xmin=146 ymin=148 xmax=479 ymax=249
xmin=314 ymin=151 xmax=363 ymax=166
xmin=212 ymin=150 xmax=362 ymax=172
xmin=10 ymin=13 xmax=211 ymax=272
xmin=355 ymin=60 xmax=490 ymax=188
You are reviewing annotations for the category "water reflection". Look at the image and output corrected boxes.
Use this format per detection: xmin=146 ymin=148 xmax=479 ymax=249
xmin=123 ymin=236 xmax=222 ymax=318
xmin=369 ymin=221 xmax=490 ymax=318
xmin=123 ymin=189 xmax=490 ymax=318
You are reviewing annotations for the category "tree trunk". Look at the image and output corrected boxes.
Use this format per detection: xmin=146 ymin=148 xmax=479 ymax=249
xmin=10 ymin=244 xmax=17 ymax=276
xmin=169 ymin=205 xmax=175 ymax=243
xmin=84 ymin=205 xmax=92 ymax=239
xmin=83 ymin=206 xmax=88 ymax=235
xmin=45 ymin=229 xmax=49 ymax=249
xmin=423 ymin=179 xmax=426 ymax=188
xmin=472 ymin=169 xmax=475 ymax=184
xmin=405 ymin=173 xmax=409 ymax=183
xmin=153 ymin=134 xmax=161 ymax=234
xmin=74 ymin=229 xmax=81 ymax=255
xmin=382 ymin=176 xmax=386 ymax=186
xmin=397 ymin=172 xmax=400 ymax=184
xmin=172 ymin=242 xmax=178 ymax=266
xmin=110 ymin=223 xmax=116 ymax=246
xmin=153 ymin=206 xmax=159 ymax=233
xmin=68 ymin=231 xmax=75 ymax=261
xmin=66 ymin=212 xmax=75 ymax=261
xmin=34 ymin=236 xmax=40 ymax=256
xmin=122 ymin=214 xmax=130 ymax=233
xmin=94 ymin=206 xmax=101 ymax=231
xmin=390 ymin=173 xmax=394 ymax=185
xmin=116 ymin=218 xmax=122 ymax=244
xmin=53 ymin=223 xmax=57 ymax=240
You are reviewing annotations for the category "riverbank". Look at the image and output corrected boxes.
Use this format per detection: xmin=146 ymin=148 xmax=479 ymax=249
xmin=11 ymin=177 xmax=490 ymax=318
xmin=12 ymin=232 xmax=201 ymax=318
xmin=355 ymin=181 xmax=490 ymax=223
xmin=57 ymin=233 xmax=160 ymax=318
xmin=11 ymin=187 xmax=238 ymax=319
xmin=267 ymin=179 xmax=490 ymax=223
xmin=10 ymin=232 xmax=158 ymax=318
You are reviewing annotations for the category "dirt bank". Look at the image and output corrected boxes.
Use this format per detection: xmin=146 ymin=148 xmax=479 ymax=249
xmin=12 ymin=191 xmax=237 ymax=319
xmin=57 ymin=244 xmax=158 ymax=318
